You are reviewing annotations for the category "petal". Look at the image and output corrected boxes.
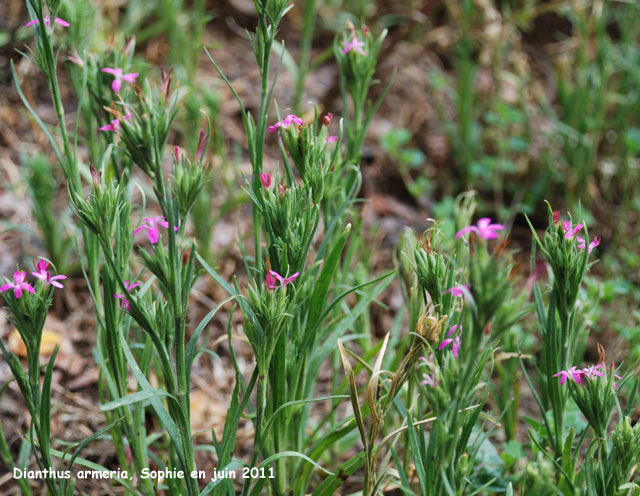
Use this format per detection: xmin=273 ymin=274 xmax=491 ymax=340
xmin=51 ymin=281 xmax=64 ymax=289
xmin=102 ymin=67 xmax=121 ymax=76
xmin=112 ymin=79 xmax=122 ymax=93
xmin=14 ymin=287 xmax=22 ymax=298
xmin=147 ymin=227 xmax=159 ymax=244
xmin=438 ymin=338 xmax=452 ymax=350
xmin=283 ymin=272 xmax=300 ymax=285
xmin=0 ymin=283 xmax=11 ymax=292
xmin=54 ymin=18 xmax=70 ymax=27
xmin=477 ymin=218 xmax=492 ymax=228
xmin=455 ymin=226 xmax=478 ymax=239
xmin=24 ymin=19 xmax=39 ymax=27
xmin=122 ymin=72 xmax=139 ymax=83
xmin=132 ymin=226 xmax=145 ymax=236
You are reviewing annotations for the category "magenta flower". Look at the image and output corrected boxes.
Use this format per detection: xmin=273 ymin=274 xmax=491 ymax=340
xmin=132 ymin=216 xmax=178 ymax=244
xmin=438 ymin=325 xmax=461 ymax=358
xmin=444 ymin=284 xmax=470 ymax=299
xmin=260 ymin=173 xmax=272 ymax=188
xmin=102 ymin=67 xmax=139 ymax=93
xmin=31 ymin=259 xmax=67 ymax=289
xmin=327 ymin=135 xmax=338 ymax=143
xmin=562 ymin=220 xmax=583 ymax=240
xmin=24 ymin=16 xmax=70 ymax=28
xmin=266 ymin=270 xmax=300 ymax=291
xmin=576 ymin=236 xmax=600 ymax=254
xmin=421 ymin=373 xmax=439 ymax=387
xmin=113 ymin=280 xmax=141 ymax=311
xmin=98 ymin=113 xmax=131 ymax=133
xmin=581 ymin=363 xmax=604 ymax=379
xmin=0 ymin=271 xmax=35 ymax=299
xmin=553 ymin=366 xmax=584 ymax=385
xmin=99 ymin=118 xmax=122 ymax=133
xmin=268 ymin=114 xmax=303 ymax=133
xmin=342 ymin=36 xmax=366 ymax=55
xmin=455 ymin=217 xmax=505 ymax=240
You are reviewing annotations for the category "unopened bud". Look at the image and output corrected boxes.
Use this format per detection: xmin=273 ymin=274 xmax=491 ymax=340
xmin=553 ymin=210 xmax=560 ymax=225
xmin=196 ymin=130 xmax=208 ymax=164
xmin=90 ymin=164 xmax=101 ymax=187
xmin=322 ymin=113 xmax=333 ymax=127
xmin=124 ymin=35 xmax=136 ymax=56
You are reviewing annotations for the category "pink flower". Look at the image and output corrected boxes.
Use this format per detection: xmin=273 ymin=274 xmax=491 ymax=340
xmin=576 ymin=236 xmax=600 ymax=254
xmin=31 ymin=259 xmax=67 ymax=289
xmin=268 ymin=114 xmax=303 ymax=133
xmin=24 ymin=16 xmax=70 ymax=28
xmin=99 ymin=119 xmax=122 ymax=133
xmin=113 ymin=280 xmax=141 ymax=311
xmin=327 ymin=135 xmax=338 ymax=143
xmin=421 ymin=373 xmax=439 ymax=387
xmin=132 ymin=216 xmax=178 ymax=244
xmin=0 ymin=271 xmax=35 ymax=299
xmin=553 ymin=366 xmax=584 ymax=385
xmin=260 ymin=173 xmax=272 ymax=188
xmin=102 ymin=67 xmax=139 ymax=93
xmin=342 ymin=36 xmax=366 ymax=55
xmin=98 ymin=113 xmax=131 ymax=133
xmin=455 ymin=217 xmax=505 ymax=240
xmin=266 ymin=270 xmax=300 ymax=291
xmin=562 ymin=220 xmax=583 ymax=240
xmin=581 ymin=363 xmax=604 ymax=379
xmin=444 ymin=284 xmax=470 ymax=299
xmin=438 ymin=325 xmax=461 ymax=358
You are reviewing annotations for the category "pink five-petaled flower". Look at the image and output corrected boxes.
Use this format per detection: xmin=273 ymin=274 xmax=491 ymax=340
xmin=562 ymin=220 xmax=583 ymax=240
xmin=132 ymin=216 xmax=178 ymax=244
xmin=438 ymin=325 xmax=461 ymax=358
xmin=260 ymin=173 xmax=272 ymax=188
xmin=456 ymin=218 xmax=505 ymax=240
xmin=576 ymin=236 xmax=600 ymax=254
xmin=31 ymin=259 xmax=67 ymax=289
xmin=0 ymin=271 xmax=35 ymax=299
xmin=581 ymin=363 xmax=604 ymax=379
xmin=113 ymin=280 xmax=141 ymax=311
xmin=266 ymin=270 xmax=300 ymax=291
xmin=24 ymin=16 xmax=70 ymax=28
xmin=101 ymin=67 xmax=139 ymax=93
xmin=342 ymin=36 xmax=366 ymax=55
xmin=553 ymin=366 xmax=584 ymax=385
xmin=268 ymin=114 xmax=303 ymax=133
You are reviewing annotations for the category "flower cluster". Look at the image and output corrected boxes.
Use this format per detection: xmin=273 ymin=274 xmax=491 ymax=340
xmin=553 ymin=363 xmax=622 ymax=389
xmin=0 ymin=259 xmax=67 ymax=298
xmin=554 ymin=211 xmax=600 ymax=253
